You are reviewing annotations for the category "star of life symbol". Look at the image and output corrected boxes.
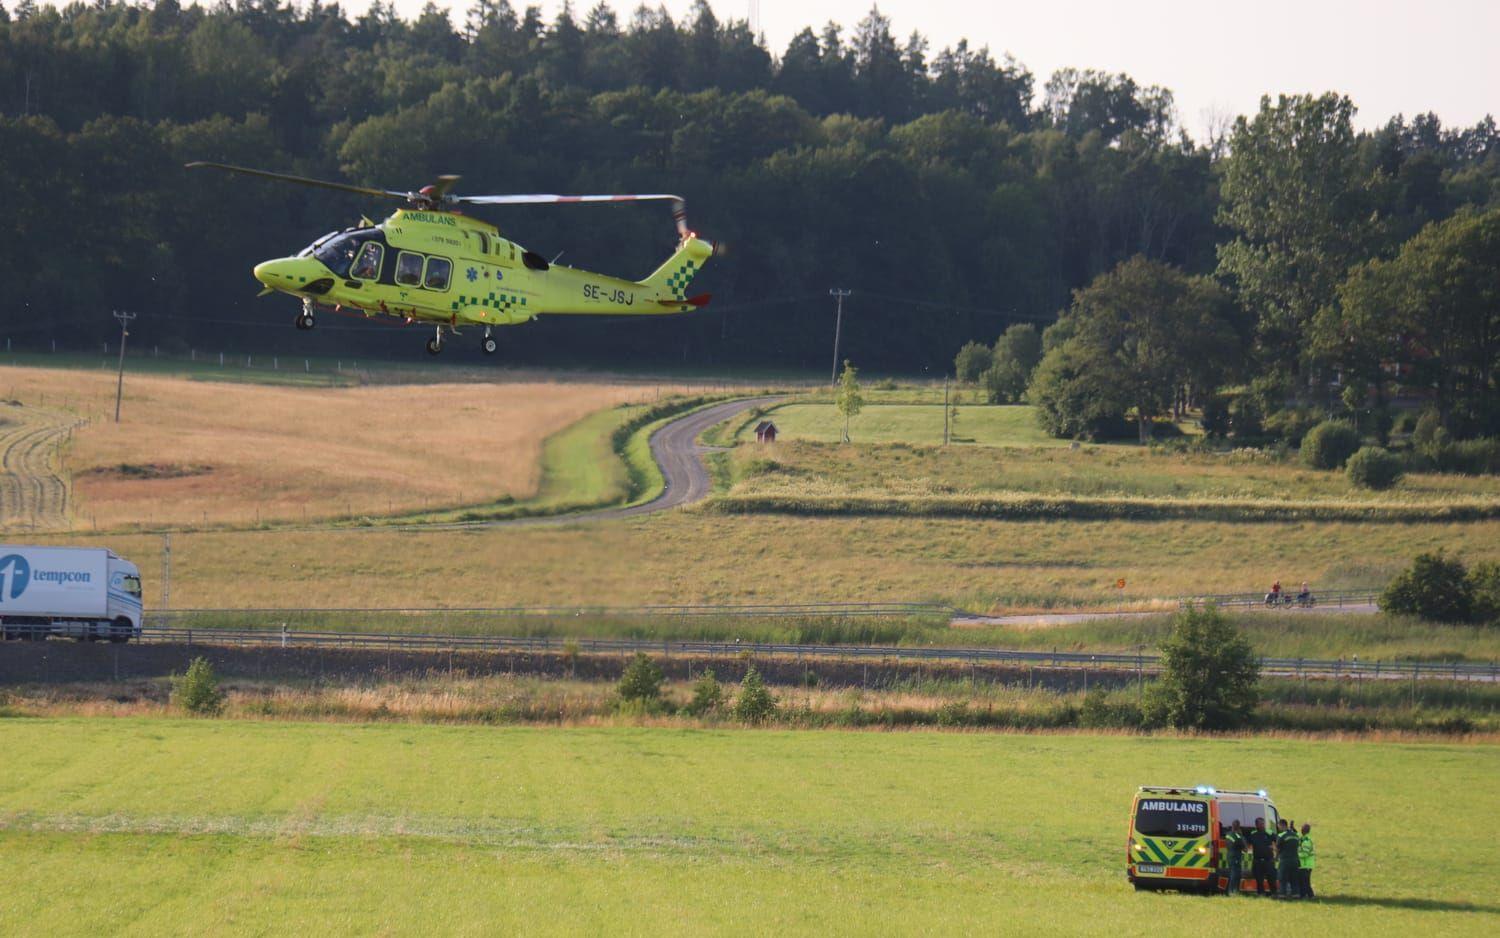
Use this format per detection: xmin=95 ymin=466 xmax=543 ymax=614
xmin=466 ymin=267 xmax=479 ymax=282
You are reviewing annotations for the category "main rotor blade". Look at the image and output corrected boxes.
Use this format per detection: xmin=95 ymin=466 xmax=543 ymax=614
xmin=428 ymin=174 xmax=462 ymax=199
xmin=185 ymin=162 xmax=411 ymax=202
xmin=455 ymin=193 xmax=685 ymax=205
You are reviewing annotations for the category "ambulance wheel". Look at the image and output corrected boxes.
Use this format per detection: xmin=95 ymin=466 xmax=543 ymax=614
xmin=482 ymin=336 xmax=498 ymax=355
xmin=426 ymin=337 xmax=442 ymax=355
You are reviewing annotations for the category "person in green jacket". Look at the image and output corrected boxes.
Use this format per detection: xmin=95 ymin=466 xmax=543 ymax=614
xmin=1297 ymin=823 xmax=1316 ymax=899
xmin=1223 ymin=820 xmax=1248 ymax=895
xmin=1276 ymin=819 xmax=1302 ymax=898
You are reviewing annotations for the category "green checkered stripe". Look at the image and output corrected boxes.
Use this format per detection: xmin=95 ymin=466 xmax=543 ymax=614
xmin=663 ymin=259 xmax=698 ymax=300
xmin=452 ymin=291 xmax=528 ymax=314
xmin=1136 ymin=836 xmax=1210 ymax=868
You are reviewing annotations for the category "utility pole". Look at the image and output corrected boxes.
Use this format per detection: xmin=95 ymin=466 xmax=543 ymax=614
xmin=943 ymin=376 xmax=951 ymax=445
xmin=112 ymin=310 xmax=136 ymax=423
xmin=161 ymin=533 xmax=172 ymax=611
xmin=829 ymin=289 xmax=851 ymax=386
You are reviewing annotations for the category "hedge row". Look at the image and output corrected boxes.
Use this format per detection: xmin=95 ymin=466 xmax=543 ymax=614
xmin=711 ymin=492 xmax=1500 ymax=524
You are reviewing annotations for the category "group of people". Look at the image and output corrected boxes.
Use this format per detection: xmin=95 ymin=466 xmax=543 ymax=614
xmin=1266 ymin=580 xmax=1314 ymax=605
xmin=1224 ymin=817 xmax=1316 ymax=899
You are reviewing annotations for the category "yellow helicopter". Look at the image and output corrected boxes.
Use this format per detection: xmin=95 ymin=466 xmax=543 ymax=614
xmin=185 ymin=162 xmax=720 ymax=354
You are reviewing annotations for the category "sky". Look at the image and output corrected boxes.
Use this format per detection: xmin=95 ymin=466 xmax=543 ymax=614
xmin=44 ymin=0 xmax=1500 ymax=136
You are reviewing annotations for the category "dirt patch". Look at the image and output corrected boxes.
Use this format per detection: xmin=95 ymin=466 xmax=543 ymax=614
xmin=78 ymin=463 xmax=213 ymax=481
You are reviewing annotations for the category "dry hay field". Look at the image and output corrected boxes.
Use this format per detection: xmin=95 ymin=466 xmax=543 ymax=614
xmin=2 ymin=365 xmax=684 ymax=529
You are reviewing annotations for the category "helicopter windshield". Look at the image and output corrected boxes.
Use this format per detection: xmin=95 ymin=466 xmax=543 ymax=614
xmin=305 ymin=230 xmax=384 ymax=279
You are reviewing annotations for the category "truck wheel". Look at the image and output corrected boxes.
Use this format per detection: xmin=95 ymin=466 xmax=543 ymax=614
xmin=109 ymin=618 xmax=133 ymax=644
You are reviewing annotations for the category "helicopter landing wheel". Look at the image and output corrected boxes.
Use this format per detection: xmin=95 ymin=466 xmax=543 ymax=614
xmin=482 ymin=335 xmax=497 ymax=355
xmin=426 ymin=331 xmax=443 ymax=355
xmin=295 ymin=311 xmax=315 ymax=330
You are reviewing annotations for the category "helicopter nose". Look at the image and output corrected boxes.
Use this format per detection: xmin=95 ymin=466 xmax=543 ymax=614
xmin=253 ymin=257 xmax=335 ymax=295
xmin=253 ymin=257 xmax=299 ymax=287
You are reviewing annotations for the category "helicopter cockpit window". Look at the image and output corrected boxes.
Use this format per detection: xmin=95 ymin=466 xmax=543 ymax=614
xmin=297 ymin=232 xmax=339 ymax=259
xmin=424 ymin=257 xmax=452 ymax=290
xmin=313 ymin=230 xmax=381 ymax=279
xmin=395 ymin=251 xmax=424 ymax=286
xmin=351 ymin=243 xmax=383 ymax=280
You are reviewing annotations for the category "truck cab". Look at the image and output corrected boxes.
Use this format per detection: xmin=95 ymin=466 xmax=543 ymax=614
xmin=0 ymin=546 xmax=143 ymax=642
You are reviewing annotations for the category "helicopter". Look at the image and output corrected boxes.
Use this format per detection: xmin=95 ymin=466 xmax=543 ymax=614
xmin=185 ymin=162 xmax=720 ymax=355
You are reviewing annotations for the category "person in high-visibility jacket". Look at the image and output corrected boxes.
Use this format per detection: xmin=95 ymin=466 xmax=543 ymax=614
xmin=1276 ymin=819 xmax=1302 ymax=898
xmin=1297 ymin=823 xmax=1316 ymax=899
xmin=1223 ymin=820 xmax=1247 ymax=895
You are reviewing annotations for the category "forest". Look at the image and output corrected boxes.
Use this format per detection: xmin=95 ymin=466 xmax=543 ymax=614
xmin=0 ymin=0 xmax=1496 ymax=405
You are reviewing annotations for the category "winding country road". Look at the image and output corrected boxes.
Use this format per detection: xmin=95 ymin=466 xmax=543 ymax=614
xmin=606 ymin=395 xmax=783 ymax=519
xmin=413 ymin=395 xmax=781 ymax=531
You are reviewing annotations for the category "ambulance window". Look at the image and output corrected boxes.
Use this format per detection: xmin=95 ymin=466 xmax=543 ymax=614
xmin=352 ymin=243 xmax=383 ymax=280
xmin=1134 ymin=799 xmax=1209 ymax=837
xmin=424 ymin=257 xmax=452 ymax=290
xmin=395 ymin=252 xmax=423 ymax=286
xmin=1216 ymin=801 xmax=1261 ymax=833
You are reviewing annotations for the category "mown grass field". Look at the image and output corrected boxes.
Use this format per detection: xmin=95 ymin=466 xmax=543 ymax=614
xmin=2 ymin=365 xmax=693 ymax=529
xmin=31 ymin=513 xmax=1500 ymax=612
xmin=0 ymin=720 xmax=1495 ymax=935
xmin=736 ymin=440 xmax=1500 ymax=503
xmin=741 ymin=401 xmax=1060 ymax=446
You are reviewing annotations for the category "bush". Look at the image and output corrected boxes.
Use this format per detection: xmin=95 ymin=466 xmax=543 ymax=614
xmin=1199 ymin=394 xmax=1231 ymax=439
xmin=1413 ymin=409 xmax=1443 ymax=449
xmin=1301 ymin=419 xmax=1362 ymax=469
xmin=685 ymin=669 xmax=725 ymax=716
xmin=1079 ymin=690 xmax=1146 ymax=729
xmin=953 ymin=341 xmax=992 ymax=384
xmin=1391 ymin=409 xmax=1420 ymax=436
xmin=732 ymin=666 xmax=777 ymax=723
xmin=617 ymin=653 xmax=665 ymax=703
xmin=1345 ymin=446 xmax=1404 ymax=489
xmin=1432 ymin=437 xmax=1500 ymax=475
xmin=1228 ymin=394 xmax=1264 ymax=440
xmin=1145 ymin=606 xmax=1260 ymax=730
xmin=1470 ymin=562 xmax=1500 ymax=625
xmin=1380 ymin=552 xmax=1476 ymax=623
xmin=1265 ymin=408 xmax=1322 ymax=446
xmin=171 ymin=656 xmax=225 ymax=716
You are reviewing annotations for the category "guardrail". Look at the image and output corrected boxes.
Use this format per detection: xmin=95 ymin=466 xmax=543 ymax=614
xmin=131 ymin=624 xmax=1499 ymax=682
xmin=1179 ymin=590 xmax=1379 ymax=609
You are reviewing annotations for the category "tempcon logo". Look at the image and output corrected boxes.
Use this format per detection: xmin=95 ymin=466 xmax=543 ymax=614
xmin=0 ymin=553 xmax=31 ymax=601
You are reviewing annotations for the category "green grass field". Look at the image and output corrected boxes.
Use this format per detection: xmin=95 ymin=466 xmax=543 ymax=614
xmin=742 ymin=402 xmax=1060 ymax=446
xmin=1 ymin=720 xmax=1495 ymax=935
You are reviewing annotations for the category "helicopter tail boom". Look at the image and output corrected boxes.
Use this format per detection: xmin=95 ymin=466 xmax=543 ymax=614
xmin=637 ymin=236 xmax=717 ymax=306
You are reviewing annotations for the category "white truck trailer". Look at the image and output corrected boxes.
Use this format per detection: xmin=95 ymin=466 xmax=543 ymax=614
xmin=0 ymin=546 xmax=143 ymax=642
